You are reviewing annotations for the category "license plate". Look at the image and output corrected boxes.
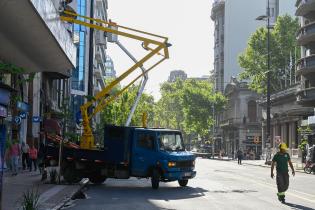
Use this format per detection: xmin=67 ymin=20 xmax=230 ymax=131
xmin=184 ymin=172 xmax=191 ymax=177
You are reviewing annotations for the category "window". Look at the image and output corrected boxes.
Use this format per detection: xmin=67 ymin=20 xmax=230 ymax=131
xmin=247 ymin=100 xmax=257 ymax=122
xmin=138 ymin=134 xmax=154 ymax=150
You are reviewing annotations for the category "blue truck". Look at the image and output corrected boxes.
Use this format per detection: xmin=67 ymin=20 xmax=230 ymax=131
xmin=44 ymin=125 xmax=196 ymax=189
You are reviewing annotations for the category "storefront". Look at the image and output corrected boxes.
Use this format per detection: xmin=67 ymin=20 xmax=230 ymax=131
xmin=0 ymin=83 xmax=15 ymax=203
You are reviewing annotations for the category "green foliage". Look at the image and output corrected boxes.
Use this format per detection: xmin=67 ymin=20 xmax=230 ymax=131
xmin=0 ymin=61 xmax=25 ymax=74
xmin=101 ymin=85 xmax=155 ymax=126
xmin=298 ymin=139 xmax=308 ymax=152
xmin=297 ymin=126 xmax=311 ymax=152
xmin=21 ymin=188 xmax=40 ymax=210
xmin=239 ymin=15 xmax=300 ymax=94
xmin=155 ymin=79 xmax=226 ymax=139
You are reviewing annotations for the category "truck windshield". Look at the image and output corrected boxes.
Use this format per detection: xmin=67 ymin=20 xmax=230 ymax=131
xmin=159 ymin=133 xmax=185 ymax=151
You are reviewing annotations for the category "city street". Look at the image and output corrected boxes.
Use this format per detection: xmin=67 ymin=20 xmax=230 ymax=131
xmin=65 ymin=159 xmax=315 ymax=210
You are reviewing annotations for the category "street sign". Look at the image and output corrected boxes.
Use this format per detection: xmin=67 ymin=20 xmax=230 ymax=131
xmin=32 ymin=116 xmax=41 ymax=123
xmin=14 ymin=116 xmax=22 ymax=125
xmin=19 ymin=112 xmax=27 ymax=119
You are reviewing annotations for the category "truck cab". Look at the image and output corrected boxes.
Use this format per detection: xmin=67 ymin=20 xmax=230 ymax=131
xmin=130 ymin=128 xmax=196 ymax=189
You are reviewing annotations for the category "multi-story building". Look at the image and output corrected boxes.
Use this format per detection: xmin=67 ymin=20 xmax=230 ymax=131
xmin=70 ymin=0 xmax=108 ymax=132
xmin=0 ymin=0 xmax=76 ymax=144
xmin=168 ymin=70 xmax=187 ymax=82
xmin=104 ymin=55 xmax=117 ymax=79
xmin=210 ymin=0 xmax=296 ymax=157
xmin=220 ymin=78 xmax=262 ymax=159
xmin=211 ymin=0 xmax=295 ymax=93
xmin=296 ymin=0 xmax=315 ymax=146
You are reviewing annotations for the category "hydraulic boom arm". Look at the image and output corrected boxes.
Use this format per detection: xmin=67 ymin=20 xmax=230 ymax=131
xmin=60 ymin=10 xmax=170 ymax=149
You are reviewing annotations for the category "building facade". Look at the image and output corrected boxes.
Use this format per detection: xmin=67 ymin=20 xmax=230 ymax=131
xmin=295 ymin=0 xmax=315 ymax=146
xmin=210 ymin=0 xmax=296 ymax=158
xmin=0 ymin=0 xmax=76 ymax=145
xmin=70 ymin=0 xmax=108 ymax=134
xmin=260 ymin=84 xmax=313 ymax=159
xmin=104 ymin=56 xmax=117 ymax=79
xmin=168 ymin=70 xmax=187 ymax=82
xmin=220 ymin=78 xmax=262 ymax=159
xmin=211 ymin=0 xmax=295 ymax=93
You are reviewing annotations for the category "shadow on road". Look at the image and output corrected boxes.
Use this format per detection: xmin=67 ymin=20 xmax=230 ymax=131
xmin=284 ymin=202 xmax=315 ymax=210
xmin=94 ymin=184 xmax=208 ymax=201
xmin=65 ymin=184 xmax=209 ymax=210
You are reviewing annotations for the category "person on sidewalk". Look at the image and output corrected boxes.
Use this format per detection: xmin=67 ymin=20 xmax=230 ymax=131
xmin=21 ymin=142 xmax=30 ymax=170
xmin=237 ymin=150 xmax=243 ymax=165
xmin=29 ymin=145 xmax=38 ymax=172
xmin=10 ymin=140 xmax=20 ymax=176
xmin=271 ymin=143 xmax=295 ymax=203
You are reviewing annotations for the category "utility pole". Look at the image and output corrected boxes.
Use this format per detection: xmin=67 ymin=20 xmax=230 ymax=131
xmin=212 ymin=104 xmax=215 ymax=159
xmin=88 ymin=0 xmax=95 ymax=114
xmin=266 ymin=0 xmax=271 ymax=148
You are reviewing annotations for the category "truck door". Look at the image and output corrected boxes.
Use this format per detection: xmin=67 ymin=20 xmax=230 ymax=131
xmin=131 ymin=131 xmax=157 ymax=176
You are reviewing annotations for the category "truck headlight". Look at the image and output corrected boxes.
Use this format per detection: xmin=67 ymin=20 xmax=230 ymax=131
xmin=168 ymin=161 xmax=176 ymax=167
xmin=192 ymin=160 xmax=195 ymax=166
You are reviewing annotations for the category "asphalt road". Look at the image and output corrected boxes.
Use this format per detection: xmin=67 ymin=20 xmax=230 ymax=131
xmin=64 ymin=159 xmax=315 ymax=210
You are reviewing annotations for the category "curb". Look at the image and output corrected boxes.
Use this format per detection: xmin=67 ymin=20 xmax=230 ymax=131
xmin=51 ymin=178 xmax=89 ymax=210
xmin=242 ymin=162 xmax=305 ymax=173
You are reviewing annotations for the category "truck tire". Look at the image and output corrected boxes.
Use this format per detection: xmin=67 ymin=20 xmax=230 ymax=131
xmin=178 ymin=179 xmax=188 ymax=187
xmin=63 ymin=167 xmax=81 ymax=184
xmin=89 ymin=174 xmax=107 ymax=184
xmin=151 ymin=168 xmax=160 ymax=189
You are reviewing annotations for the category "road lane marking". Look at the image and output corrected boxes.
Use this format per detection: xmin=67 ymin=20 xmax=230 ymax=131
xmin=231 ymin=173 xmax=315 ymax=204
xmin=233 ymin=172 xmax=315 ymax=199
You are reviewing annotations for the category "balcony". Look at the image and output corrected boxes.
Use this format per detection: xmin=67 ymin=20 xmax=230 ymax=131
xmin=0 ymin=0 xmax=76 ymax=77
xmin=296 ymin=0 xmax=315 ymax=17
xmin=297 ymin=21 xmax=315 ymax=46
xmin=296 ymin=55 xmax=315 ymax=76
xmin=296 ymin=86 xmax=315 ymax=105
xmin=94 ymin=66 xmax=105 ymax=89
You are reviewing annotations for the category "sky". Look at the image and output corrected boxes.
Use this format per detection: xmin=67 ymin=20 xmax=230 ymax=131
xmin=107 ymin=0 xmax=214 ymax=100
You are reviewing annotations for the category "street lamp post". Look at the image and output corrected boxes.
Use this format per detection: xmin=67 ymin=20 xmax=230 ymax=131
xmin=256 ymin=0 xmax=271 ymax=160
xmin=212 ymin=104 xmax=215 ymax=159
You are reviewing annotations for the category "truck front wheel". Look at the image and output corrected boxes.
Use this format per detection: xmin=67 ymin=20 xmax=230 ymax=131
xmin=151 ymin=168 xmax=160 ymax=189
xmin=178 ymin=179 xmax=188 ymax=187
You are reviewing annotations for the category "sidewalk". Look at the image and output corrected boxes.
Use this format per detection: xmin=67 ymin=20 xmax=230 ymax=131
xmin=239 ymin=160 xmax=305 ymax=173
xmin=208 ymin=156 xmax=305 ymax=173
xmin=2 ymin=169 xmax=80 ymax=210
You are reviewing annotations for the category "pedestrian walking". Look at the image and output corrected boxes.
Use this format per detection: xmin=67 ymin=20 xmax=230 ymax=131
xmin=271 ymin=143 xmax=295 ymax=203
xmin=21 ymin=142 xmax=30 ymax=170
xmin=10 ymin=140 xmax=20 ymax=175
xmin=29 ymin=145 xmax=38 ymax=172
xmin=237 ymin=150 xmax=243 ymax=165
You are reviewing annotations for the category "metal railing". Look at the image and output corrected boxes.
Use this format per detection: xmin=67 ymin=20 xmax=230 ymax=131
xmin=296 ymin=54 xmax=315 ymax=72
xmin=297 ymin=21 xmax=315 ymax=40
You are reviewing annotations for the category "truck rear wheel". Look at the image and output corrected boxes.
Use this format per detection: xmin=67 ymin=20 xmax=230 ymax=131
xmin=178 ymin=179 xmax=188 ymax=187
xmin=151 ymin=168 xmax=160 ymax=189
xmin=89 ymin=174 xmax=107 ymax=184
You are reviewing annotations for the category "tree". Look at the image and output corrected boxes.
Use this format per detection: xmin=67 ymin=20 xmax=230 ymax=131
xmin=100 ymin=85 xmax=155 ymax=127
xmin=155 ymin=79 xmax=226 ymax=141
xmin=238 ymin=15 xmax=300 ymax=94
